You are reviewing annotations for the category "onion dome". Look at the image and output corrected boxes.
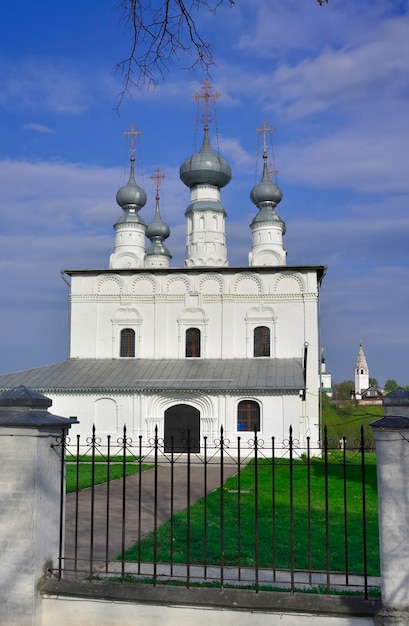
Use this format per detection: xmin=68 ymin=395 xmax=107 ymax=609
xmin=250 ymin=152 xmax=285 ymax=230
xmin=250 ymin=153 xmax=282 ymax=207
xmin=146 ymin=203 xmax=170 ymax=240
xmin=146 ymin=197 xmax=171 ymax=258
xmin=116 ymin=157 xmax=147 ymax=221
xmin=180 ymin=125 xmax=231 ymax=189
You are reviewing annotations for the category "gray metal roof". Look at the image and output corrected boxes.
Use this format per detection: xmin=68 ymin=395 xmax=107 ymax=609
xmin=0 ymin=358 xmax=304 ymax=394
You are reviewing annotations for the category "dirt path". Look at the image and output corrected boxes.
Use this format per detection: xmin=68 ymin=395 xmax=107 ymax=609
xmin=64 ymin=463 xmax=238 ymax=572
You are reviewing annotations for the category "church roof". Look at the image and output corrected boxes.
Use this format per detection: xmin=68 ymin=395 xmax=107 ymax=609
xmin=0 ymin=358 xmax=304 ymax=394
xmin=355 ymin=342 xmax=368 ymax=372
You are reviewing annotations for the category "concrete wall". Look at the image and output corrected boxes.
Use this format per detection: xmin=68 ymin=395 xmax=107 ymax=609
xmin=41 ymin=597 xmax=375 ymax=626
xmin=0 ymin=387 xmax=72 ymax=626
xmin=370 ymin=388 xmax=409 ymax=624
xmin=41 ymin=582 xmax=377 ymax=626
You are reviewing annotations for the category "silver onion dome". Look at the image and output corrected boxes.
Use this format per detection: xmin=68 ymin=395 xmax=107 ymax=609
xmin=180 ymin=126 xmax=231 ymax=189
xmin=116 ymin=158 xmax=147 ymax=210
xmin=250 ymin=155 xmax=282 ymax=208
xmin=146 ymin=201 xmax=170 ymax=241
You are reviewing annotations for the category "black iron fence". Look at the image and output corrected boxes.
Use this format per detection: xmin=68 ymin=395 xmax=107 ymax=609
xmin=54 ymin=426 xmax=380 ymax=598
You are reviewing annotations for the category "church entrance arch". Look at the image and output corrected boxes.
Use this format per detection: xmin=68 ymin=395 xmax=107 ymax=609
xmin=164 ymin=404 xmax=200 ymax=453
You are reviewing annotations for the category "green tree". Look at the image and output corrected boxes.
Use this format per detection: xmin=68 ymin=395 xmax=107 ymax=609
xmin=332 ymin=380 xmax=354 ymax=402
xmin=115 ymin=0 xmax=329 ymax=102
xmin=369 ymin=377 xmax=379 ymax=388
xmin=384 ymin=379 xmax=399 ymax=393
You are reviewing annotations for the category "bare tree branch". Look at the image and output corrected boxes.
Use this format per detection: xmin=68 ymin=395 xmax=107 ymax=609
xmin=114 ymin=0 xmax=329 ymax=109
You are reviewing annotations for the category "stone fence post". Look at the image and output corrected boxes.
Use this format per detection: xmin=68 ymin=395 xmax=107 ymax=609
xmin=0 ymin=386 xmax=73 ymax=626
xmin=371 ymin=388 xmax=409 ymax=626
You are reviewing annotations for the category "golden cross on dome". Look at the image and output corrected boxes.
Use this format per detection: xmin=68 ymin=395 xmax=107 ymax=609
xmin=123 ymin=123 xmax=142 ymax=158
xmin=256 ymin=120 xmax=275 ymax=155
xmin=150 ymin=168 xmax=165 ymax=201
xmin=193 ymin=78 xmax=221 ymax=127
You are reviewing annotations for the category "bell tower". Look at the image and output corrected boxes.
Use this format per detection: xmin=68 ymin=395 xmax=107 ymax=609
xmin=179 ymin=79 xmax=231 ymax=267
xmin=354 ymin=342 xmax=369 ymax=399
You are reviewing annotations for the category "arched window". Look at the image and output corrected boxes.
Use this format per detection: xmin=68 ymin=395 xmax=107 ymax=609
xmin=186 ymin=327 xmax=201 ymax=357
xmin=120 ymin=328 xmax=135 ymax=357
xmin=237 ymin=400 xmax=260 ymax=432
xmin=254 ymin=326 xmax=270 ymax=357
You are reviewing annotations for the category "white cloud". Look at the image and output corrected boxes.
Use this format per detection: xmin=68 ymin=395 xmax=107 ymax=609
xmin=278 ymin=118 xmax=409 ymax=193
xmin=0 ymin=159 xmax=119 ymax=232
xmin=23 ymin=123 xmax=56 ymax=134
xmin=235 ymin=0 xmax=404 ymax=58
xmin=0 ymin=57 xmax=99 ymax=114
xmin=269 ymin=13 xmax=409 ymax=118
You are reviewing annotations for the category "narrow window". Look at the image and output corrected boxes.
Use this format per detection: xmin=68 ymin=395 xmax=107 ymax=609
xmin=237 ymin=400 xmax=260 ymax=431
xmin=186 ymin=327 xmax=201 ymax=357
xmin=254 ymin=326 xmax=270 ymax=357
xmin=120 ymin=328 xmax=135 ymax=357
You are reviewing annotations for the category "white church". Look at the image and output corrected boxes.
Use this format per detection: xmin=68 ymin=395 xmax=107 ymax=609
xmin=0 ymin=80 xmax=326 ymax=451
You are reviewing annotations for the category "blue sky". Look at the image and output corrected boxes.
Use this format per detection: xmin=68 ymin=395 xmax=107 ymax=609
xmin=0 ymin=0 xmax=408 ymax=386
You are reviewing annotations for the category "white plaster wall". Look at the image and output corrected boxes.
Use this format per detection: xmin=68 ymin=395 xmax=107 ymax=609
xmin=46 ymin=390 xmax=306 ymax=450
xmin=64 ymin=266 xmax=321 ymax=447
xmin=69 ymin=268 xmax=320 ymax=362
xmin=41 ymin=596 xmax=374 ymax=626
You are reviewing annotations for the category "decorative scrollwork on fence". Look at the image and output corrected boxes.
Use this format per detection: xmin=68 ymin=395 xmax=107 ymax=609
xmin=214 ymin=437 xmax=230 ymax=449
xmin=248 ymin=436 xmax=264 ymax=448
xmin=86 ymin=434 xmax=102 ymax=446
xmin=147 ymin=435 xmax=165 ymax=449
xmin=117 ymin=435 xmax=133 ymax=447
xmin=282 ymin=436 xmax=300 ymax=449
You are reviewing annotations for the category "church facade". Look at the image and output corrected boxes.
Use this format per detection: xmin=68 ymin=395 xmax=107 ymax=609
xmin=0 ymin=83 xmax=326 ymax=450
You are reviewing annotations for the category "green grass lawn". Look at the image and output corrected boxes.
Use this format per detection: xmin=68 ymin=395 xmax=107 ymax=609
xmin=322 ymin=397 xmax=383 ymax=449
xmin=65 ymin=458 xmax=152 ymax=493
xmin=123 ymin=454 xmax=379 ymax=576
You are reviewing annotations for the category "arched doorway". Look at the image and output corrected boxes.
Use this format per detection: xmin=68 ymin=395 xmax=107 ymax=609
xmin=164 ymin=404 xmax=200 ymax=452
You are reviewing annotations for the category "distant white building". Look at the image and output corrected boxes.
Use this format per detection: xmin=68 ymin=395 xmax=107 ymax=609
xmin=0 ymin=81 xmax=326 ymax=450
xmin=320 ymin=350 xmax=333 ymax=398
xmin=353 ymin=342 xmax=382 ymax=403
xmin=354 ymin=342 xmax=370 ymax=400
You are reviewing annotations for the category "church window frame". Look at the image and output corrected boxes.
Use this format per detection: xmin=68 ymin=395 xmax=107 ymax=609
xmin=237 ymin=400 xmax=260 ymax=432
xmin=120 ymin=328 xmax=136 ymax=358
xmin=186 ymin=327 xmax=201 ymax=358
xmin=245 ymin=305 xmax=276 ymax=358
xmin=253 ymin=326 xmax=271 ymax=357
xmin=177 ymin=305 xmax=208 ymax=359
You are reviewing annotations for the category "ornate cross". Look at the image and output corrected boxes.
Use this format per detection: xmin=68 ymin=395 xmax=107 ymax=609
xmin=256 ymin=120 xmax=275 ymax=155
xmin=123 ymin=123 xmax=142 ymax=157
xmin=193 ymin=78 xmax=221 ymax=127
xmin=150 ymin=168 xmax=165 ymax=201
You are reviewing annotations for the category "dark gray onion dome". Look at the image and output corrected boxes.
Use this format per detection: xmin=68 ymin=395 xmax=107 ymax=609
xmin=146 ymin=200 xmax=170 ymax=241
xmin=250 ymin=156 xmax=282 ymax=207
xmin=116 ymin=158 xmax=147 ymax=210
xmin=146 ymin=197 xmax=171 ymax=259
xmin=180 ymin=126 xmax=231 ymax=189
xmin=250 ymin=207 xmax=286 ymax=236
xmin=146 ymin=240 xmax=172 ymax=258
